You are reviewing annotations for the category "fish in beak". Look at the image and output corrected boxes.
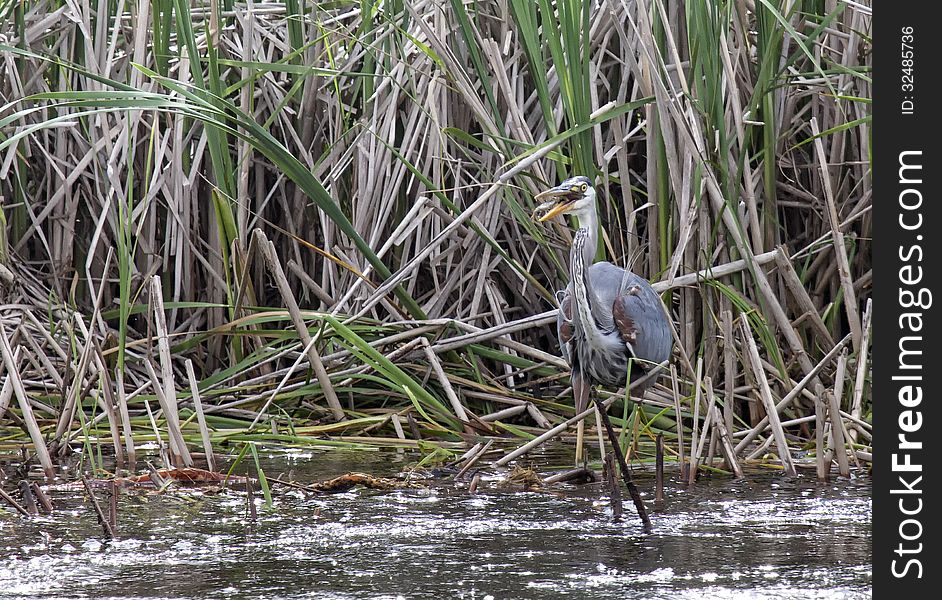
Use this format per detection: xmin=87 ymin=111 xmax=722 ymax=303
xmin=532 ymin=184 xmax=583 ymax=222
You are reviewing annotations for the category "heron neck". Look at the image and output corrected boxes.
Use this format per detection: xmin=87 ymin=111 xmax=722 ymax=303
xmin=570 ymin=226 xmax=605 ymax=344
xmin=574 ymin=208 xmax=598 ymax=267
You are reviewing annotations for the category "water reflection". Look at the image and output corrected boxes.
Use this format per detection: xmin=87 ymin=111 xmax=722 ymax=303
xmin=0 ymin=449 xmax=871 ymax=599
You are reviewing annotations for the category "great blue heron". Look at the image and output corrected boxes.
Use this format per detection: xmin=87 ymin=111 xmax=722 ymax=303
xmin=534 ymin=175 xmax=673 ymax=464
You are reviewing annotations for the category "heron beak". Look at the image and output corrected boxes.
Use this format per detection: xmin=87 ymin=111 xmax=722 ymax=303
xmin=532 ymin=187 xmax=580 ymax=222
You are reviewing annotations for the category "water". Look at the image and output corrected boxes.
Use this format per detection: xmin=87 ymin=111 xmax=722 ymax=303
xmin=0 ymin=449 xmax=871 ymax=599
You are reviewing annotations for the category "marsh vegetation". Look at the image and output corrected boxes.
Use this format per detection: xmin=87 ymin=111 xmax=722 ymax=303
xmin=0 ymin=0 xmax=871 ymax=505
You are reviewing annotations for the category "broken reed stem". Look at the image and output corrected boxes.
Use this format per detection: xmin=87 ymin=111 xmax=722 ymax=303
xmin=814 ymin=382 xmax=828 ymax=481
xmin=811 ymin=117 xmax=862 ymax=353
xmin=722 ymin=310 xmax=735 ymax=437
xmin=456 ymin=439 xmax=494 ymax=480
xmin=0 ymin=322 xmax=55 ymax=480
xmin=595 ymin=406 xmax=607 ymax=463
xmin=688 ymin=358 xmax=703 ymax=485
xmin=150 ymin=277 xmax=193 ymax=467
xmin=711 ymin=405 xmax=743 ymax=478
xmin=734 ymin=334 xmax=852 ymax=455
xmin=669 ymin=364 xmax=685 ymax=477
xmin=31 ymin=482 xmax=53 ymax=514
xmin=696 ymin=379 xmax=718 ymax=468
xmin=420 ymin=339 xmax=470 ymax=425
xmin=850 ymin=298 xmax=872 ymax=443
xmin=186 ymin=359 xmax=216 ymax=472
xmin=144 ymin=360 xmax=191 ymax=468
xmin=114 ymin=369 xmax=136 ymax=469
xmin=0 ymin=486 xmax=30 ymax=516
xmin=254 ymin=229 xmax=345 ymax=422
xmin=593 ymin=398 xmax=650 ymax=531
xmin=741 ymin=319 xmax=797 ymax=476
xmin=830 ymin=350 xmax=851 ymax=477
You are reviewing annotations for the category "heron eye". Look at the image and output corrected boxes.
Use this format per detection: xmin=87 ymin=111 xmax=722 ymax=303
xmin=580 ymin=183 xmax=588 ymax=192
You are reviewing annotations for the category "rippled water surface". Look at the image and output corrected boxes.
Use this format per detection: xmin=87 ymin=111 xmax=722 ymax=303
xmin=0 ymin=449 xmax=871 ymax=599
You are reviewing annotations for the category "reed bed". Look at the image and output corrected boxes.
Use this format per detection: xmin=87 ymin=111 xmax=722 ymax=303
xmin=0 ymin=0 xmax=870 ymax=482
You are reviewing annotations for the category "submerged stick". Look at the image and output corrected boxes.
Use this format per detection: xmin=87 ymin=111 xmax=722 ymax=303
xmin=31 ymin=483 xmax=53 ymax=514
xmin=109 ymin=480 xmax=118 ymax=535
xmin=604 ymin=453 xmax=623 ymax=520
xmin=593 ymin=398 xmax=651 ymax=531
xmin=19 ymin=481 xmax=38 ymax=515
xmin=81 ymin=475 xmax=115 ymax=539
xmin=655 ymin=434 xmax=664 ymax=503
xmin=456 ymin=439 xmax=494 ymax=481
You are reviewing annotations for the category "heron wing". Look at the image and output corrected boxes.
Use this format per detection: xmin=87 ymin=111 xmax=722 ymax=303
xmin=587 ymin=262 xmax=673 ymax=368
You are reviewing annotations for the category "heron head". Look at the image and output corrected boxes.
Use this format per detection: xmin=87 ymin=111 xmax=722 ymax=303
xmin=532 ymin=175 xmax=596 ymax=222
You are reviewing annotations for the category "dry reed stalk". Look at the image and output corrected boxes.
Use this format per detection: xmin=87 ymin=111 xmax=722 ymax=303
xmin=734 ymin=335 xmax=852 ymax=454
xmin=0 ymin=486 xmax=30 ymax=516
xmin=143 ymin=359 xmax=191 ymax=468
xmin=0 ymin=345 xmax=19 ymax=423
xmin=420 ymin=338 xmax=470 ymax=425
xmin=850 ymin=298 xmax=872 ymax=443
xmin=711 ymin=405 xmax=743 ymax=479
xmin=390 ymin=413 xmax=407 ymax=438
xmin=829 ymin=350 xmax=851 ymax=477
xmin=740 ymin=319 xmax=796 ymax=476
xmin=479 ymin=405 xmax=528 ymax=422
xmin=114 ymin=369 xmax=136 ymax=468
xmin=773 ymin=247 xmax=835 ymax=347
xmin=254 ymin=230 xmax=344 ymax=421
xmin=670 ymin=364 xmax=685 ymax=476
xmin=595 ymin=406 xmax=607 ymax=462
xmin=722 ymin=310 xmax=735 ymax=437
xmin=150 ymin=276 xmax=192 ymax=466
xmin=814 ymin=382 xmax=828 ymax=481
xmin=688 ymin=358 xmax=703 ymax=485
xmin=185 ymin=359 xmax=216 ymax=472
xmin=0 ymin=321 xmax=54 ymax=479
xmin=811 ymin=117 xmax=862 ymax=352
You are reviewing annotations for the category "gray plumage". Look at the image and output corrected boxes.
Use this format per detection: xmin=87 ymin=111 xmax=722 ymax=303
xmin=536 ymin=176 xmax=672 ymax=420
